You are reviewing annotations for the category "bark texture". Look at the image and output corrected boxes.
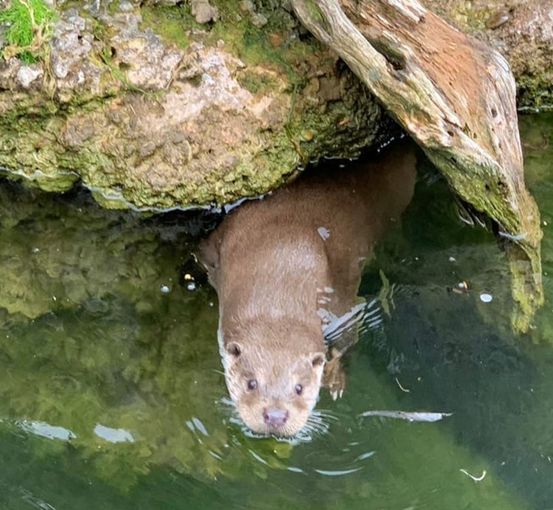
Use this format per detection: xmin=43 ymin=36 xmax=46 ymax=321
xmin=425 ymin=0 xmax=553 ymax=109
xmin=292 ymin=0 xmax=543 ymax=332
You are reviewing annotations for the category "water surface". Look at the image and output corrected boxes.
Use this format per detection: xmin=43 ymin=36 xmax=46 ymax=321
xmin=0 ymin=114 xmax=552 ymax=509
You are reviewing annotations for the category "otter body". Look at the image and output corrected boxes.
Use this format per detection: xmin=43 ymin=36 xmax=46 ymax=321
xmin=199 ymin=143 xmax=417 ymax=437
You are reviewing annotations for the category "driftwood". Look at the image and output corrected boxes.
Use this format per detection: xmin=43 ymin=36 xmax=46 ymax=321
xmin=291 ymin=0 xmax=543 ymax=332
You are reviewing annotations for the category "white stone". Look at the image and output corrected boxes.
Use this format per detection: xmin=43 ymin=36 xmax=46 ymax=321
xmin=480 ymin=293 xmax=493 ymax=303
xmin=16 ymin=65 xmax=43 ymax=88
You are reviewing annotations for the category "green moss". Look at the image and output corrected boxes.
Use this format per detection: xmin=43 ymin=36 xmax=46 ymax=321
xmin=107 ymin=0 xmax=121 ymax=16
xmin=286 ymin=75 xmax=385 ymax=165
xmin=0 ymin=0 xmax=56 ymax=63
xmin=140 ymin=4 xmax=195 ymax=49
xmin=140 ymin=0 xmax=319 ymax=85
xmin=518 ymin=75 xmax=553 ymax=111
xmin=305 ymin=0 xmax=325 ymax=23
xmin=0 ymin=94 xmax=97 ymax=194
xmin=209 ymin=11 xmax=314 ymax=84
xmin=302 ymin=0 xmax=331 ymax=33
xmin=89 ymin=16 xmax=111 ymax=43
xmin=236 ymin=69 xmax=279 ymax=94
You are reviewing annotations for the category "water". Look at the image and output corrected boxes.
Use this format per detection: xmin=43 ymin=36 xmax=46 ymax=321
xmin=0 ymin=114 xmax=551 ymax=509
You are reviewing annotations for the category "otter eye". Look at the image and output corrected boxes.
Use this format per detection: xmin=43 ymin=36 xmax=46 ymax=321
xmin=247 ymin=379 xmax=258 ymax=391
xmin=295 ymin=384 xmax=303 ymax=395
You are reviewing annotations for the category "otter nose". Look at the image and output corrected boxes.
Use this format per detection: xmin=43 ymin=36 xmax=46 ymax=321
xmin=263 ymin=408 xmax=289 ymax=427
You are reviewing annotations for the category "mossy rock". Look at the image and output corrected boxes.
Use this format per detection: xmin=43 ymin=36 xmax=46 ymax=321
xmin=0 ymin=1 xmax=387 ymax=211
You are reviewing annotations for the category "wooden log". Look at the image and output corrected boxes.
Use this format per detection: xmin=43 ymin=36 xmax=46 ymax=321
xmin=291 ymin=0 xmax=543 ymax=333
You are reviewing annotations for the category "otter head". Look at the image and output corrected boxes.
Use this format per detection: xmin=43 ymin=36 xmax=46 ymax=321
xmin=219 ymin=320 xmax=326 ymax=438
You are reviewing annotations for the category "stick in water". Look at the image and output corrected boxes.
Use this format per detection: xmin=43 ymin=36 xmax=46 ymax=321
xmin=360 ymin=411 xmax=452 ymax=422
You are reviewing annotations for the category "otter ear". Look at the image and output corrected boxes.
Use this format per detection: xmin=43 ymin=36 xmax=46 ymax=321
xmin=311 ymin=352 xmax=326 ymax=368
xmin=226 ymin=342 xmax=242 ymax=357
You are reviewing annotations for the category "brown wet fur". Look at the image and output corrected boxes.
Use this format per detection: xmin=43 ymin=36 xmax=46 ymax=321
xmin=198 ymin=140 xmax=417 ymax=437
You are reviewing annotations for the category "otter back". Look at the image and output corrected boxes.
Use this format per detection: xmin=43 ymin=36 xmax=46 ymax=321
xmin=198 ymin=142 xmax=417 ymax=437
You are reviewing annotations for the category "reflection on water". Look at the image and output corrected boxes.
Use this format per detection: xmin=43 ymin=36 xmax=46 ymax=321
xmin=0 ymin=114 xmax=551 ymax=509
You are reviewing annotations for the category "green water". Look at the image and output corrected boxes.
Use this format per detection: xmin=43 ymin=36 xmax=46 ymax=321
xmin=0 ymin=114 xmax=552 ymax=510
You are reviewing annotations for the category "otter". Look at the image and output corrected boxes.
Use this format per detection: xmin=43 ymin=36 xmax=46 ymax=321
xmin=198 ymin=141 xmax=417 ymax=438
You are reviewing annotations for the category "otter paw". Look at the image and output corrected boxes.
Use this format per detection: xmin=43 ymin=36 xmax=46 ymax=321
xmin=323 ymin=350 xmax=346 ymax=400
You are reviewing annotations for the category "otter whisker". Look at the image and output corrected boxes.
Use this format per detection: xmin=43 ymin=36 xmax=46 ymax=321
xmin=305 ymin=417 xmax=323 ymax=427
xmin=217 ymin=396 xmax=236 ymax=408
xmin=312 ymin=409 xmax=339 ymax=422
xmin=305 ymin=415 xmax=330 ymax=436
xmin=307 ymin=411 xmax=323 ymax=420
xmin=215 ymin=396 xmax=245 ymax=427
xmin=306 ymin=419 xmax=327 ymax=431
xmin=305 ymin=416 xmax=324 ymax=427
xmin=301 ymin=427 xmax=316 ymax=438
xmin=307 ymin=425 xmax=327 ymax=436
xmin=303 ymin=422 xmax=328 ymax=438
xmin=308 ymin=412 xmax=334 ymax=433
xmin=315 ymin=414 xmax=338 ymax=422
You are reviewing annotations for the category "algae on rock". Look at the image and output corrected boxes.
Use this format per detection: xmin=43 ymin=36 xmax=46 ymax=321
xmin=0 ymin=1 xmax=386 ymax=210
